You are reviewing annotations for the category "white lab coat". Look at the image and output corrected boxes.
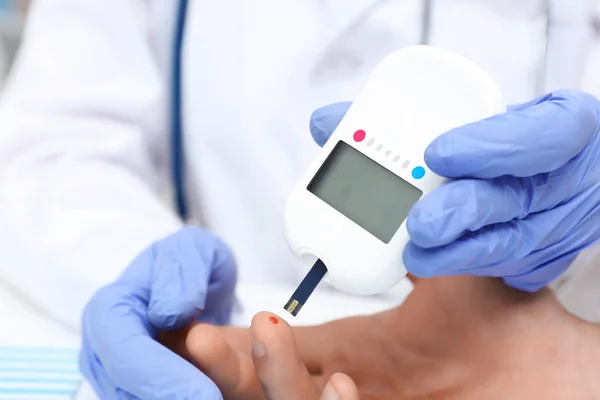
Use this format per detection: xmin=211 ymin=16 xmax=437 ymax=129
xmin=0 ymin=0 xmax=598 ymax=334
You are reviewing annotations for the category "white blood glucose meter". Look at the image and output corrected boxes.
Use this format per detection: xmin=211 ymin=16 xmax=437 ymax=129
xmin=283 ymin=45 xmax=505 ymax=316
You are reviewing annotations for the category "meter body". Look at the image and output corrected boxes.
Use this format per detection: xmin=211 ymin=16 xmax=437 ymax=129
xmin=284 ymin=45 xmax=505 ymax=296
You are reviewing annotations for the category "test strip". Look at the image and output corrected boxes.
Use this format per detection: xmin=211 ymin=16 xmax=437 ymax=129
xmin=284 ymin=259 xmax=328 ymax=317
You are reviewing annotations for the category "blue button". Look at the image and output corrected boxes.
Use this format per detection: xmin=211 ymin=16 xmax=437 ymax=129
xmin=411 ymin=166 xmax=425 ymax=179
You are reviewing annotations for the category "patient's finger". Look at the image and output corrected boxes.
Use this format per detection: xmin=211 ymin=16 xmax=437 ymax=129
xmin=407 ymin=273 xmax=422 ymax=286
xmin=186 ymin=324 xmax=262 ymax=399
xmin=201 ymin=324 xmax=326 ymax=378
xmin=219 ymin=325 xmax=253 ymax=355
xmin=292 ymin=326 xmax=328 ymax=375
xmin=251 ymin=312 xmax=321 ymax=400
xmin=321 ymin=373 xmax=359 ymax=400
xmin=157 ymin=326 xmax=193 ymax=360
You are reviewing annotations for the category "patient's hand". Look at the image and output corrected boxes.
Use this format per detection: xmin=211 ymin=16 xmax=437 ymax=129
xmin=162 ymin=276 xmax=600 ymax=399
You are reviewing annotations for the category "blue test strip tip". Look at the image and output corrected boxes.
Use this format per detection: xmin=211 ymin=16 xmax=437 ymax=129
xmin=284 ymin=259 xmax=328 ymax=317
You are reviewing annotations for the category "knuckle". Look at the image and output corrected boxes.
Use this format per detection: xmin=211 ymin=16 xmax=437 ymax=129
xmin=554 ymin=89 xmax=600 ymax=128
xmin=178 ymin=225 xmax=204 ymax=237
xmin=162 ymin=226 xmax=207 ymax=246
xmin=155 ymin=226 xmax=237 ymax=278
xmin=214 ymin=240 xmax=236 ymax=267
xmin=165 ymin=226 xmax=206 ymax=248
xmin=84 ymin=285 xmax=120 ymax=316
xmin=185 ymin=324 xmax=227 ymax=361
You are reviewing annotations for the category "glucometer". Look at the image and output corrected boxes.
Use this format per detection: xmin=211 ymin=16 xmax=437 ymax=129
xmin=283 ymin=45 xmax=506 ymax=316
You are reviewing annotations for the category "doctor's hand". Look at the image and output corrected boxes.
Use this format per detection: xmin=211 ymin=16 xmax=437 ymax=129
xmin=79 ymin=226 xmax=237 ymax=399
xmin=309 ymin=90 xmax=600 ymax=292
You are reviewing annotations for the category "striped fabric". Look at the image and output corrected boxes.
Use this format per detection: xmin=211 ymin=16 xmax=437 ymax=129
xmin=0 ymin=347 xmax=81 ymax=399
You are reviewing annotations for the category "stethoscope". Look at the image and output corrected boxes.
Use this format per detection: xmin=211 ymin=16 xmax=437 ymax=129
xmin=170 ymin=0 xmax=434 ymax=221
xmin=171 ymin=0 xmax=550 ymax=221
xmin=172 ymin=0 xmax=189 ymax=220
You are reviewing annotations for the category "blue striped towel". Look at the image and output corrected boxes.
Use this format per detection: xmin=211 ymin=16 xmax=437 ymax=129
xmin=0 ymin=347 xmax=81 ymax=399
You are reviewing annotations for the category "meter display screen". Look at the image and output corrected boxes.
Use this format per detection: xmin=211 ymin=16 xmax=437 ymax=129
xmin=307 ymin=141 xmax=422 ymax=243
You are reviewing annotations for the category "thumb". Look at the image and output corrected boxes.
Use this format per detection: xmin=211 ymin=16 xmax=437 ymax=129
xmin=148 ymin=226 xmax=237 ymax=329
xmin=321 ymin=373 xmax=359 ymax=400
xmin=424 ymin=90 xmax=599 ymax=179
xmin=310 ymin=102 xmax=352 ymax=147
xmin=308 ymin=94 xmax=551 ymax=151
xmin=309 ymin=96 xmax=529 ymax=149
xmin=250 ymin=312 xmax=320 ymax=400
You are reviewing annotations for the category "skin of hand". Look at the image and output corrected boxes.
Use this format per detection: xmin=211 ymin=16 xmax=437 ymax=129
xmin=161 ymin=313 xmax=359 ymax=400
xmin=161 ymin=276 xmax=600 ymax=400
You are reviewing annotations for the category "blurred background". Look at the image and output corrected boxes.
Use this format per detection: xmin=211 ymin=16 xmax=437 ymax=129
xmin=0 ymin=0 xmax=28 ymax=90
xmin=0 ymin=1 xmax=599 ymax=94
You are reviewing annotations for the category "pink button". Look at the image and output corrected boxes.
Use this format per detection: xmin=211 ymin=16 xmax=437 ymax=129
xmin=353 ymin=130 xmax=366 ymax=142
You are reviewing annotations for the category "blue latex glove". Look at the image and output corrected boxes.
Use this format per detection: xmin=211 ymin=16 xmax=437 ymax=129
xmin=79 ymin=226 xmax=237 ymax=399
xmin=309 ymin=90 xmax=600 ymax=292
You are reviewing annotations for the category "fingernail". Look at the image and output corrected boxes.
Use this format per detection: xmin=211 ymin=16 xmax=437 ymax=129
xmin=321 ymin=382 xmax=340 ymax=400
xmin=252 ymin=340 xmax=266 ymax=358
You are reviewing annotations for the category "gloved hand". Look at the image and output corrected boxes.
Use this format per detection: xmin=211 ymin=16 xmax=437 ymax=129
xmin=79 ymin=226 xmax=237 ymax=399
xmin=309 ymin=90 xmax=600 ymax=292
